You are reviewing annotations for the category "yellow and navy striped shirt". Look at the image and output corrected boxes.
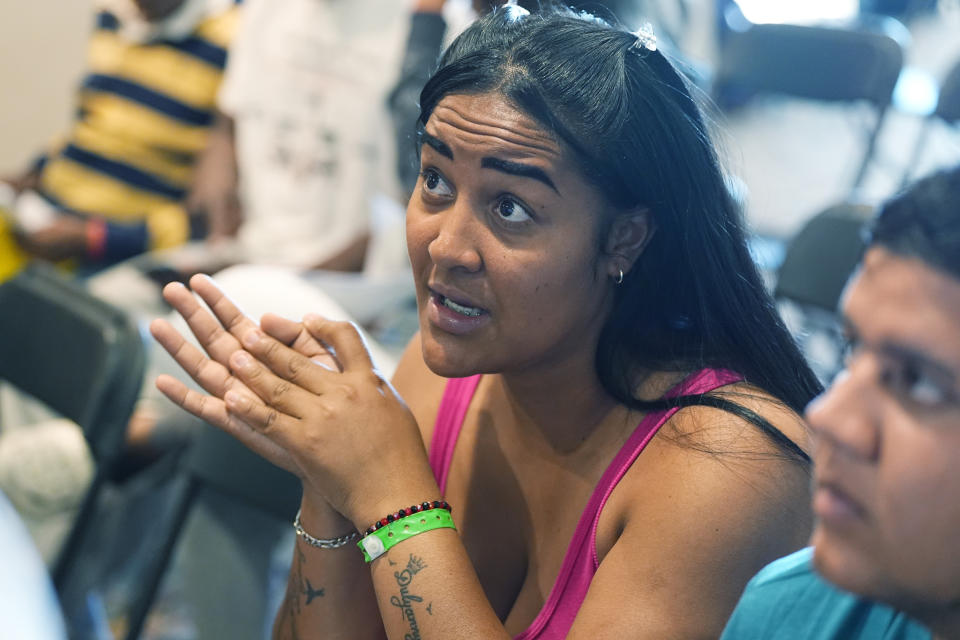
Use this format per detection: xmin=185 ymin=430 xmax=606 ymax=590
xmin=36 ymin=6 xmax=239 ymax=263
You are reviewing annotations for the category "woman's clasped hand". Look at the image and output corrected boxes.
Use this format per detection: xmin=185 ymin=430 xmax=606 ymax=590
xmin=150 ymin=275 xmax=439 ymax=529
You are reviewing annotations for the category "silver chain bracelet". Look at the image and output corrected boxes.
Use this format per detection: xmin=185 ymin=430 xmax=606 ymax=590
xmin=293 ymin=509 xmax=359 ymax=549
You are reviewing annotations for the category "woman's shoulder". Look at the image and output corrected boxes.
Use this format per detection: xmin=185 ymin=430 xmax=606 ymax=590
xmin=585 ymin=378 xmax=815 ymax=637
xmin=605 ymin=371 xmax=814 ymax=534
xmin=605 ymin=372 xmax=814 ymax=562
xmin=630 ymin=368 xmax=811 ymax=460
xmin=391 ymin=332 xmax=452 ymax=448
xmin=664 ymin=378 xmax=812 ymax=460
xmin=619 ymin=377 xmax=813 ymax=518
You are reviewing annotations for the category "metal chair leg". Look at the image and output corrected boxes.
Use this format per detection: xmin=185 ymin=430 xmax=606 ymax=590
xmin=123 ymin=475 xmax=199 ymax=640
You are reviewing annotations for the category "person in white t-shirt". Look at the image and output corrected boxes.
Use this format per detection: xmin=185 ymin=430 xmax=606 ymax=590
xmin=183 ymin=0 xmax=408 ymax=273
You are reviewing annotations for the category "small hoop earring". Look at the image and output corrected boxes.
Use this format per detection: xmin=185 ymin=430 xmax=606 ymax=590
xmin=614 ymin=268 xmax=624 ymax=285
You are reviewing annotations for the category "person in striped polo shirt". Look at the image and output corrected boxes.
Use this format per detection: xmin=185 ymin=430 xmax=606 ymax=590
xmin=3 ymin=0 xmax=239 ymax=269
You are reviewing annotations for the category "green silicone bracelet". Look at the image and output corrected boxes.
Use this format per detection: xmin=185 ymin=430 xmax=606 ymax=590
xmin=358 ymin=508 xmax=457 ymax=562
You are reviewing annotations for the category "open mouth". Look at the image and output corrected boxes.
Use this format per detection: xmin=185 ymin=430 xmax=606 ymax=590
xmin=436 ymin=293 xmax=485 ymax=317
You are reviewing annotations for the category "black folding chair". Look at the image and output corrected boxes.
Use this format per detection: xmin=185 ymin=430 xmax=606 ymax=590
xmin=0 ymin=263 xmax=146 ymax=591
xmin=121 ymin=423 xmax=302 ymax=640
xmin=774 ymin=202 xmax=874 ymax=382
xmin=901 ymin=56 xmax=960 ymax=187
xmin=714 ymin=20 xmax=906 ymax=192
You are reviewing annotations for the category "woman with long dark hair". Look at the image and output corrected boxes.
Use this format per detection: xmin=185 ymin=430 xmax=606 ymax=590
xmin=152 ymin=5 xmax=821 ymax=638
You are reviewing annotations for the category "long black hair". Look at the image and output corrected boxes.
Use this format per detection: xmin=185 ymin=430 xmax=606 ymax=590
xmin=418 ymin=5 xmax=822 ymax=462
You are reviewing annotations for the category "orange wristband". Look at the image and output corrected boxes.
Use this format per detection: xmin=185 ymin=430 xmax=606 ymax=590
xmin=85 ymin=218 xmax=107 ymax=261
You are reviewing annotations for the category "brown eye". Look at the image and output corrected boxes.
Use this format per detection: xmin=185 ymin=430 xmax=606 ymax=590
xmin=420 ymin=169 xmax=453 ymax=197
xmin=881 ymin=362 xmax=951 ymax=408
xmin=494 ymin=197 xmax=531 ymax=223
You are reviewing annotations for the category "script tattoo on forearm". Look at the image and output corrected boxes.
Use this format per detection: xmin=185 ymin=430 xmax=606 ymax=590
xmin=390 ymin=554 xmax=428 ymax=640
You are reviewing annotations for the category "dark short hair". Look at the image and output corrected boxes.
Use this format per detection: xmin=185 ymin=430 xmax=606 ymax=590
xmin=418 ymin=5 xmax=821 ymax=459
xmin=869 ymin=166 xmax=960 ymax=280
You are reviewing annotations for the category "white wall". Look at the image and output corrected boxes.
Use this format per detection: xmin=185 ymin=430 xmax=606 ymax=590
xmin=0 ymin=0 xmax=92 ymax=174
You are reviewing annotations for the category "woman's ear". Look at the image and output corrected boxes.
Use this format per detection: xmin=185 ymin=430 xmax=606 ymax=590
xmin=604 ymin=208 xmax=655 ymax=279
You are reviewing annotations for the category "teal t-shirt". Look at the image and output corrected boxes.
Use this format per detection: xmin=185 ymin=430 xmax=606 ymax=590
xmin=721 ymin=548 xmax=931 ymax=640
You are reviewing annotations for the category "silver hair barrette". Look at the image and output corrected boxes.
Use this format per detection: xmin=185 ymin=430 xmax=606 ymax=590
xmin=631 ymin=22 xmax=658 ymax=52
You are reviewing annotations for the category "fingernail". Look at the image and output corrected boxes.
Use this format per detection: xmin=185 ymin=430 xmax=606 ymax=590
xmin=225 ymin=390 xmax=249 ymax=410
xmin=233 ymin=351 xmax=252 ymax=368
xmin=242 ymin=329 xmax=262 ymax=348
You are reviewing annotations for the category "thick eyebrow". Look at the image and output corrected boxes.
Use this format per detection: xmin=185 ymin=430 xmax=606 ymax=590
xmin=845 ymin=315 xmax=958 ymax=385
xmin=419 ymin=131 xmax=453 ymax=159
xmin=842 ymin=315 xmax=957 ymax=385
xmin=879 ymin=343 xmax=957 ymax=387
xmin=419 ymin=130 xmax=559 ymax=194
xmin=481 ymin=157 xmax=559 ymax=194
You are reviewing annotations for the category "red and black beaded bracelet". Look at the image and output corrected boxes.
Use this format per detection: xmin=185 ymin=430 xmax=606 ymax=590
xmin=362 ymin=500 xmax=452 ymax=537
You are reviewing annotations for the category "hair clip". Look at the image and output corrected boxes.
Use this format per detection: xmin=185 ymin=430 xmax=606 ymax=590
xmin=631 ymin=22 xmax=658 ymax=52
xmin=500 ymin=0 xmax=529 ymax=18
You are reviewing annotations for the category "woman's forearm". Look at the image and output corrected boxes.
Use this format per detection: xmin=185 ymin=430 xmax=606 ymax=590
xmin=273 ymin=500 xmax=386 ymax=640
xmin=275 ymin=529 xmax=510 ymax=640
xmin=275 ymin=502 xmax=511 ymax=640
xmin=367 ymin=529 xmax=509 ymax=640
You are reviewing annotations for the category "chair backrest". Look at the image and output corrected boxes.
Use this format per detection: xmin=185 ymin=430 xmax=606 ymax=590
xmin=715 ymin=21 xmax=905 ymax=192
xmin=774 ymin=202 xmax=874 ymax=312
xmin=0 ymin=263 xmax=145 ymax=464
xmin=935 ymin=57 xmax=960 ymax=124
xmin=715 ymin=22 xmax=905 ymax=106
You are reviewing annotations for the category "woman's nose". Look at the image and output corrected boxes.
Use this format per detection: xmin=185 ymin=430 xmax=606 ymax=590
xmin=427 ymin=202 xmax=483 ymax=274
xmin=806 ymin=362 xmax=881 ymax=463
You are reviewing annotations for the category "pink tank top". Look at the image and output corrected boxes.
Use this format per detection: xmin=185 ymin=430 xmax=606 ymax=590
xmin=428 ymin=368 xmax=743 ymax=639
